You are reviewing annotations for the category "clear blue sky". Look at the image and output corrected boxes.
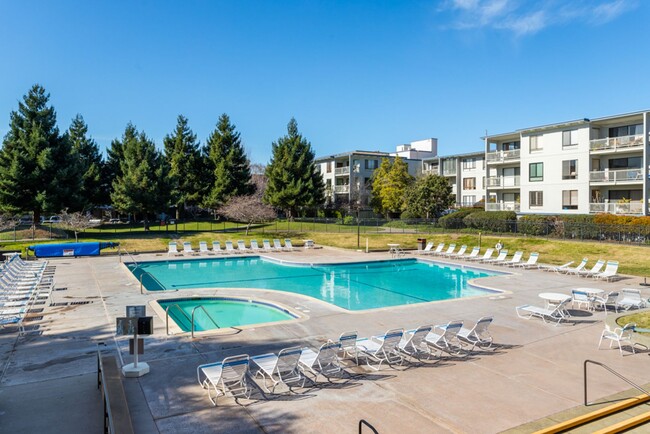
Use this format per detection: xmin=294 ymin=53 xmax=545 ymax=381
xmin=1 ymin=1 xmax=648 ymax=164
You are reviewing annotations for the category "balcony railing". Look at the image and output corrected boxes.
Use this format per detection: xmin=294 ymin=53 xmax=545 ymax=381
xmin=486 ymin=202 xmax=520 ymax=212
xmin=589 ymin=201 xmax=644 ymax=215
xmin=590 ymin=134 xmax=644 ymax=152
xmin=589 ymin=168 xmax=643 ymax=183
xmin=334 ymin=185 xmax=349 ymax=193
xmin=334 ymin=166 xmax=350 ymax=175
xmin=423 ymin=167 xmax=440 ymax=176
xmin=486 ymin=176 xmax=520 ymax=188
xmin=442 ymin=168 xmax=457 ymax=176
xmin=486 ymin=149 xmax=520 ymax=164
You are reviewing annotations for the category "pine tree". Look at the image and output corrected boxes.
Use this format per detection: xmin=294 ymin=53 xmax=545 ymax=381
xmin=0 ymin=84 xmax=82 ymax=222
xmin=202 ymin=114 xmax=253 ymax=210
xmin=110 ymin=124 xmax=167 ymax=223
xmin=264 ymin=118 xmax=325 ymax=218
xmin=67 ymin=114 xmax=104 ymax=209
xmin=103 ymin=123 xmax=136 ymax=203
xmin=163 ymin=115 xmax=202 ymax=219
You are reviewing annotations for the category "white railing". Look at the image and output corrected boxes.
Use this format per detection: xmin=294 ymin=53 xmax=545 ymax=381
xmin=334 ymin=185 xmax=349 ymax=193
xmin=485 ymin=176 xmax=520 ymax=188
xmin=334 ymin=166 xmax=350 ymax=175
xmin=589 ymin=168 xmax=643 ymax=183
xmin=486 ymin=202 xmax=520 ymax=212
xmin=590 ymin=134 xmax=644 ymax=152
xmin=423 ymin=167 xmax=440 ymax=175
xmin=486 ymin=149 xmax=520 ymax=163
xmin=589 ymin=202 xmax=644 ymax=215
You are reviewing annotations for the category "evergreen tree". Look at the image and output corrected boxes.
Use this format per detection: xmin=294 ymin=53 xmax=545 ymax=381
xmin=163 ymin=115 xmax=202 ymax=219
xmin=0 ymin=84 xmax=81 ymax=222
xmin=67 ymin=114 xmax=104 ymax=209
xmin=370 ymin=157 xmax=414 ymax=218
xmin=403 ymin=174 xmax=453 ymax=219
xmin=202 ymin=114 xmax=253 ymax=210
xmin=110 ymin=124 xmax=167 ymax=223
xmin=264 ymin=118 xmax=325 ymax=218
xmin=102 ymin=123 xmax=136 ymax=203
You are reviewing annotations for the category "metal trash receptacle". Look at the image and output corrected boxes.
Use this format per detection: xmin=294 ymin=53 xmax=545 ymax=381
xmin=417 ymin=238 xmax=426 ymax=251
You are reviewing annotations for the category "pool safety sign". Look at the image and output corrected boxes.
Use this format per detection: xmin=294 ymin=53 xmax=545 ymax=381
xmin=62 ymin=249 xmax=75 ymax=256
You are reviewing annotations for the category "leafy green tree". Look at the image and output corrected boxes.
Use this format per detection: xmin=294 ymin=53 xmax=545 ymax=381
xmin=370 ymin=157 xmax=414 ymax=217
xmin=264 ymin=118 xmax=325 ymax=218
xmin=102 ymin=124 xmax=135 ymax=204
xmin=202 ymin=114 xmax=253 ymax=210
xmin=403 ymin=174 xmax=453 ymax=219
xmin=110 ymin=124 xmax=168 ymax=224
xmin=164 ymin=115 xmax=202 ymax=219
xmin=66 ymin=114 xmax=104 ymax=209
xmin=0 ymin=84 xmax=82 ymax=223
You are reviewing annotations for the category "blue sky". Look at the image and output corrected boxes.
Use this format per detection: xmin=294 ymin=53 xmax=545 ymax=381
xmin=1 ymin=0 xmax=648 ymax=164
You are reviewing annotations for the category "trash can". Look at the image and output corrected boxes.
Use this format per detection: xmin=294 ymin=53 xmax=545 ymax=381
xmin=417 ymin=238 xmax=426 ymax=251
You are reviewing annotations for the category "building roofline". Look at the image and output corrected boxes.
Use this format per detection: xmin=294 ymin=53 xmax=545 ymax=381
xmin=315 ymin=150 xmax=390 ymax=161
xmin=422 ymin=150 xmax=484 ymax=161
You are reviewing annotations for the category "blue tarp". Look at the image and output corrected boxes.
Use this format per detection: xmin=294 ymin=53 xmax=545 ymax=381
xmin=27 ymin=242 xmax=119 ymax=258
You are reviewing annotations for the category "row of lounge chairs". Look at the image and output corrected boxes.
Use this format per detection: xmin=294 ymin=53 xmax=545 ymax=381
xmin=0 ymin=254 xmax=54 ymax=334
xmin=197 ymin=317 xmax=495 ymax=405
xmin=420 ymin=243 xmax=540 ymax=268
xmin=538 ymin=257 xmax=620 ymax=281
xmin=168 ymin=239 xmax=299 ymax=256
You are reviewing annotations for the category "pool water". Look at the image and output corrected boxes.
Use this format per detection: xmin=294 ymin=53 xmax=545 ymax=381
xmin=131 ymin=257 xmax=499 ymax=311
xmin=158 ymin=297 xmax=296 ymax=332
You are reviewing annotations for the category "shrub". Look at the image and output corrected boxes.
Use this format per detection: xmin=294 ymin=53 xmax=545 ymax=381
xmin=463 ymin=211 xmax=517 ymax=233
xmin=343 ymin=215 xmax=355 ymax=225
xmin=518 ymin=215 xmax=554 ymax=236
xmin=438 ymin=208 xmax=481 ymax=229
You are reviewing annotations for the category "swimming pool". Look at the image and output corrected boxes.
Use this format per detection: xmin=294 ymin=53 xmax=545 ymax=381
xmin=130 ymin=257 xmax=500 ymax=311
xmin=158 ymin=297 xmax=296 ymax=332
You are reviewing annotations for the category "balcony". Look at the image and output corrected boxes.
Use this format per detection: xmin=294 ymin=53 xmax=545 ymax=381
xmin=486 ymin=176 xmax=520 ymax=188
xmin=486 ymin=202 xmax=520 ymax=212
xmin=590 ymin=134 xmax=644 ymax=152
xmin=334 ymin=166 xmax=350 ymax=175
xmin=589 ymin=168 xmax=643 ymax=184
xmin=334 ymin=185 xmax=349 ymax=193
xmin=423 ymin=167 xmax=440 ymax=176
xmin=486 ymin=149 xmax=520 ymax=164
xmin=589 ymin=201 xmax=644 ymax=216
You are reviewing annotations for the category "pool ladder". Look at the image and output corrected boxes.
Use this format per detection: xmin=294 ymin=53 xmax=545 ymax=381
xmin=165 ymin=304 xmax=220 ymax=338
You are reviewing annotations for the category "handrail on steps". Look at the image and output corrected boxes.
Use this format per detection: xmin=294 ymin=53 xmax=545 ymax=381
xmin=165 ymin=304 xmax=192 ymax=335
xmin=165 ymin=304 xmax=220 ymax=338
xmin=584 ymin=359 xmax=650 ymax=406
xmin=138 ymin=271 xmax=165 ymax=294
xmin=118 ymin=247 xmax=138 ymax=268
xmin=191 ymin=305 xmax=220 ymax=338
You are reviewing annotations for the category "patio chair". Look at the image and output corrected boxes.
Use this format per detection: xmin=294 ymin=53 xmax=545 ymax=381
xmin=437 ymin=244 xmax=456 ymax=257
xmin=457 ymin=317 xmax=494 ymax=350
xmin=593 ymin=261 xmax=619 ymax=281
xmin=515 ymin=299 xmax=570 ymax=326
xmin=252 ymin=346 xmax=306 ymax=393
xmin=338 ymin=330 xmax=362 ymax=365
xmin=598 ymin=323 xmax=647 ymax=356
xmin=514 ymin=252 xmax=539 ymax=269
xmin=167 ymin=242 xmax=181 ymax=256
xmin=273 ymin=239 xmax=284 ymax=252
xmin=237 ymin=240 xmax=250 ymax=253
xmin=250 ymin=240 xmax=263 ymax=253
xmin=197 ymin=354 xmax=251 ymax=405
xmin=211 ymin=241 xmax=223 ymax=254
xmin=576 ymin=259 xmax=605 ymax=278
xmin=538 ymin=261 xmax=573 ymax=273
xmin=299 ymin=341 xmax=343 ymax=380
xmin=571 ymin=289 xmax=592 ymax=310
xmin=483 ymin=250 xmax=508 ymax=264
xmin=565 ymin=258 xmax=588 ymax=275
xmin=198 ymin=241 xmax=212 ymax=255
xmin=420 ymin=242 xmax=434 ymax=254
xmin=616 ymin=289 xmax=647 ymax=311
xmin=225 ymin=241 xmax=236 ymax=254
xmin=469 ymin=248 xmax=494 ymax=262
xmin=503 ymin=251 xmax=524 ymax=267
xmin=447 ymin=245 xmax=468 ymax=259
xmin=182 ymin=242 xmax=197 ymax=255
xmin=357 ymin=328 xmax=405 ymax=370
xmin=425 ymin=243 xmax=445 ymax=256
xmin=424 ymin=320 xmax=466 ymax=356
xmin=284 ymin=239 xmax=298 ymax=251
xmin=262 ymin=239 xmax=273 ymax=252
xmin=460 ymin=247 xmax=480 ymax=261
xmin=400 ymin=325 xmax=435 ymax=361
xmin=591 ymin=291 xmax=619 ymax=313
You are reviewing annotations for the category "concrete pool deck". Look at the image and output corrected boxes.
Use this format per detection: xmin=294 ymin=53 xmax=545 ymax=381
xmin=2 ymin=247 xmax=650 ymax=433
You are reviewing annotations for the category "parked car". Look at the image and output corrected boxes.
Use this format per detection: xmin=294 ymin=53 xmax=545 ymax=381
xmin=108 ymin=218 xmax=121 ymax=224
xmin=18 ymin=215 xmax=33 ymax=225
xmin=45 ymin=215 xmax=61 ymax=223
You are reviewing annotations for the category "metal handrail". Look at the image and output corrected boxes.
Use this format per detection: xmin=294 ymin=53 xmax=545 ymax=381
xmin=584 ymin=359 xmax=650 ymax=406
xmin=191 ymin=305 xmax=220 ymax=338
xmin=119 ymin=248 xmax=138 ymax=268
xmin=359 ymin=419 xmax=379 ymax=434
xmin=138 ymin=271 xmax=165 ymax=294
xmin=165 ymin=304 xmax=192 ymax=335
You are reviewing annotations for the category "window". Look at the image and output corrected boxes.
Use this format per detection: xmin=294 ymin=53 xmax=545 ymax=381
xmin=529 ymin=135 xmax=542 ymax=152
xmin=529 ymin=162 xmax=543 ymax=182
xmin=462 ymin=195 xmax=476 ymax=206
xmin=609 ymin=156 xmax=642 ymax=169
xmin=364 ymin=159 xmax=379 ymax=170
xmin=326 ymin=162 xmax=332 ymax=173
xmin=462 ymin=158 xmax=476 ymax=170
xmin=326 ymin=179 xmax=332 ymax=187
xmin=503 ymin=141 xmax=520 ymax=151
xmin=609 ymin=124 xmax=643 ymax=137
xmin=562 ymin=160 xmax=578 ymax=180
xmin=609 ymin=190 xmax=642 ymax=201
xmin=562 ymin=130 xmax=578 ymax=148
xmin=562 ymin=190 xmax=578 ymax=210
xmin=463 ymin=177 xmax=476 ymax=190
xmin=529 ymin=191 xmax=543 ymax=207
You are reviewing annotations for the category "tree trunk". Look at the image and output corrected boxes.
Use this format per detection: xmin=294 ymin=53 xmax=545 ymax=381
xmin=246 ymin=222 xmax=251 ymax=236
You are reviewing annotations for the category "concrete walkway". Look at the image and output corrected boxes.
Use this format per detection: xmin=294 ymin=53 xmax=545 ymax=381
xmin=2 ymin=247 xmax=650 ymax=433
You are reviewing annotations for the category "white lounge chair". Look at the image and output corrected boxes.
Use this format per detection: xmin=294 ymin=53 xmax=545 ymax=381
xmin=236 ymin=240 xmax=251 ymax=253
xmin=182 ymin=242 xmax=197 ymax=255
xmin=284 ymin=239 xmax=298 ymax=251
xmin=437 ymin=244 xmax=456 ymax=257
xmin=425 ymin=243 xmax=445 ymax=256
xmin=483 ymin=250 xmax=508 ymax=264
xmin=460 ymin=247 xmax=480 ymax=261
xmin=167 ymin=242 xmax=181 ymax=256
xmin=565 ymin=258 xmax=589 ymax=275
xmin=299 ymin=341 xmax=343 ymax=380
xmin=338 ymin=330 xmax=362 ymax=365
xmin=357 ymin=328 xmax=405 ymax=370
xmin=199 ymin=241 xmax=212 ymax=255
xmin=576 ymin=259 xmax=605 ymax=278
xmin=250 ymin=240 xmax=263 ymax=253
xmin=400 ymin=325 xmax=435 ymax=361
xmin=538 ymin=261 xmax=573 ymax=273
xmin=225 ymin=241 xmax=236 ymax=254
xmin=457 ymin=317 xmax=494 ymax=350
xmin=515 ymin=252 xmax=539 ymax=269
xmin=252 ymin=346 xmax=306 ymax=393
xmin=592 ymin=291 xmax=619 ymax=313
xmin=571 ymin=289 xmax=592 ymax=310
xmin=593 ymin=261 xmax=619 ymax=281
xmin=262 ymin=239 xmax=273 ymax=252
xmin=420 ymin=242 xmax=434 ymax=254
xmin=424 ymin=320 xmax=465 ymax=356
xmin=503 ymin=251 xmax=524 ymax=267
xmin=469 ymin=248 xmax=494 ymax=262
xmin=212 ymin=241 xmax=223 ymax=254
xmin=273 ymin=239 xmax=284 ymax=252
xmin=616 ymin=289 xmax=647 ymax=311
xmin=197 ymin=354 xmax=251 ymax=405
xmin=598 ymin=323 xmax=647 ymax=356
xmin=447 ymin=245 xmax=467 ymax=259
xmin=516 ymin=299 xmax=570 ymax=326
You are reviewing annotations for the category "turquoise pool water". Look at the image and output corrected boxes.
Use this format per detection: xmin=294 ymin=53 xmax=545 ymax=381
xmin=131 ymin=257 xmax=499 ymax=311
xmin=158 ymin=297 xmax=296 ymax=331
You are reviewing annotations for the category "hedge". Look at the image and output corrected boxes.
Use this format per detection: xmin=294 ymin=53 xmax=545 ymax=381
xmin=438 ymin=208 xmax=481 ymax=229
xmin=517 ymin=215 xmax=554 ymax=236
xmin=463 ymin=210 xmax=517 ymax=233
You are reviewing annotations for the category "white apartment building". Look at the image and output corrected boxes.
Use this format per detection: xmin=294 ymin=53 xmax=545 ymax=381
xmin=422 ymin=151 xmax=486 ymax=207
xmin=485 ymin=110 xmax=650 ymax=216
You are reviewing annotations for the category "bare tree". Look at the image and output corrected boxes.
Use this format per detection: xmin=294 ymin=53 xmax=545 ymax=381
xmin=218 ymin=175 xmax=276 ymax=235
xmin=60 ymin=209 xmax=100 ymax=242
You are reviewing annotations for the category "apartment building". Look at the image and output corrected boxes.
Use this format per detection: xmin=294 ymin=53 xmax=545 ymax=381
xmin=422 ymin=151 xmax=486 ymax=207
xmin=485 ymin=110 xmax=650 ymax=216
